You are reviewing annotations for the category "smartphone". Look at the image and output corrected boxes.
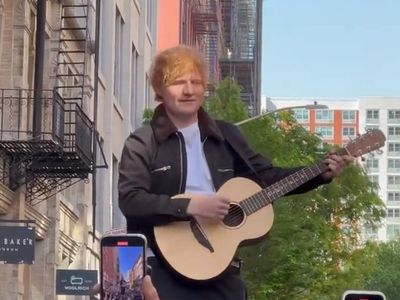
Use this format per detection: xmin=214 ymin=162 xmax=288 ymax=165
xmin=100 ymin=234 xmax=147 ymax=300
xmin=342 ymin=290 xmax=386 ymax=300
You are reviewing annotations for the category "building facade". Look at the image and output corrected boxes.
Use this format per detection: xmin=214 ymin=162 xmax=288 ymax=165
xmin=265 ymin=96 xmax=400 ymax=242
xmin=0 ymin=0 xmax=156 ymax=299
xmin=158 ymin=0 xmax=263 ymax=115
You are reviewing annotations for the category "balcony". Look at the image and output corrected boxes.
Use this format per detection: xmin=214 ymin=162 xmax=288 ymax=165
xmin=0 ymin=88 xmax=94 ymax=202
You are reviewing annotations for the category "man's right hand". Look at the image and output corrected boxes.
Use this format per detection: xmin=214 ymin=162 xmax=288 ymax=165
xmin=186 ymin=194 xmax=230 ymax=220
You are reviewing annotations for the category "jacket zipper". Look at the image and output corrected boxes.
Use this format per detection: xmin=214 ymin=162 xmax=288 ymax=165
xmin=217 ymin=168 xmax=234 ymax=172
xmin=177 ymin=132 xmax=185 ymax=193
xmin=151 ymin=165 xmax=171 ymax=173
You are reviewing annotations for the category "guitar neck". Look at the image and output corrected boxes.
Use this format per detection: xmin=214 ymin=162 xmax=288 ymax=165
xmin=240 ymin=148 xmax=349 ymax=215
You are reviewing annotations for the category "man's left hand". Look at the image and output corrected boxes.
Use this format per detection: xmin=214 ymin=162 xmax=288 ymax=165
xmin=321 ymin=152 xmax=353 ymax=181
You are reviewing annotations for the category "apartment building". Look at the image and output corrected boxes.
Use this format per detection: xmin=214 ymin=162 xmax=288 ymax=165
xmin=0 ymin=0 xmax=156 ymax=299
xmin=265 ymin=96 xmax=400 ymax=242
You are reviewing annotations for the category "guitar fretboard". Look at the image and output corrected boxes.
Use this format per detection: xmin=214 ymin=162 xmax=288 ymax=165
xmin=240 ymin=161 xmax=327 ymax=215
xmin=240 ymin=147 xmax=351 ymax=215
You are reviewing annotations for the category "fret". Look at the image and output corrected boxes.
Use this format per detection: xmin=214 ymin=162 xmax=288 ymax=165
xmin=241 ymin=200 xmax=251 ymax=215
xmin=248 ymin=197 xmax=256 ymax=213
xmin=248 ymin=195 xmax=257 ymax=212
xmin=254 ymin=193 xmax=265 ymax=209
xmin=253 ymin=196 xmax=260 ymax=211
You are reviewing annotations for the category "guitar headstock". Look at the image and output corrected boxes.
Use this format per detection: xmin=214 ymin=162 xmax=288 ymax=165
xmin=344 ymin=129 xmax=386 ymax=157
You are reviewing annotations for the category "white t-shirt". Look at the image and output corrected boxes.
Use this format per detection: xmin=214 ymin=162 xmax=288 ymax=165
xmin=179 ymin=122 xmax=215 ymax=195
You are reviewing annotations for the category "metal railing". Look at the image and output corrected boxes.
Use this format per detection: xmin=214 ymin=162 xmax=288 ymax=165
xmin=0 ymin=88 xmax=64 ymax=146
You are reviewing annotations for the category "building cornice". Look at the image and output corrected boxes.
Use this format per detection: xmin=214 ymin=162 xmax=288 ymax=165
xmin=0 ymin=182 xmax=13 ymax=215
xmin=25 ymin=204 xmax=51 ymax=240
xmin=59 ymin=230 xmax=79 ymax=263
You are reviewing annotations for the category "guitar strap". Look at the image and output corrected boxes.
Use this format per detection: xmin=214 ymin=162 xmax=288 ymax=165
xmin=216 ymin=122 xmax=267 ymax=187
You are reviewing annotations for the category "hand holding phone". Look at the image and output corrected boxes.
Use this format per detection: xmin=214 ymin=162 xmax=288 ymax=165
xmin=100 ymin=234 xmax=147 ymax=300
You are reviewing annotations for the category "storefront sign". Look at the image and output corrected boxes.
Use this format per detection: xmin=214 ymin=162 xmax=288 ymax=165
xmin=0 ymin=225 xmax=35 ymax=264
xmin=56 ymin=269 xmax=98 ymax=295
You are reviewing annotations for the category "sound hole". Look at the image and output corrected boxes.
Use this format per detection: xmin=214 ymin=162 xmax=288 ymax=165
xmin=223 ymin=203 xmax=245 ymax=227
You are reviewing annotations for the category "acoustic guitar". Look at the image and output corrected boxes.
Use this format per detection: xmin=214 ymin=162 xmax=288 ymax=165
xmin=154 ymin=129 xmax=386 ymax=281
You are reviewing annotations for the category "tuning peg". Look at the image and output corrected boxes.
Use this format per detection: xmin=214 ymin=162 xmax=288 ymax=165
xmin=376 ymin=149 xmax=383 ymax=155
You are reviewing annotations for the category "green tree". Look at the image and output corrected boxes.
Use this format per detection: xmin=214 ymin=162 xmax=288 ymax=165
xmin=364 ymin=239 xmax=400 ymax=299
xmin=142 ymin=108 xmax=154 ymax=125
xmin=204 ymin=77 xmax=248 ymax=123
xmin=204 ymin=80 xmax=385 ymax=300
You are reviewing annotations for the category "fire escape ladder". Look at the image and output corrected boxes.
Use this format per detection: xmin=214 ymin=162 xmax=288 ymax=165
xmin=55 ymin=0 xmax=90 ymax=107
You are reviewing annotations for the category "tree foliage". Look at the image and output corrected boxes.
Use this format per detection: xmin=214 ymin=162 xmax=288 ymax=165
xmin=364 ymin=239 xmax=400 ymax=299
xmin=204 ymin=78 xmax=386 ymax=300
xmin=204 ymin=77 xmax=248 ymax=123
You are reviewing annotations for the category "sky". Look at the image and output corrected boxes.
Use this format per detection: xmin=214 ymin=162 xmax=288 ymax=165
xmin=261 ymin=0 xmax=400 ymax=98
xmin=118 ymin=246 xmax=142 ymax=279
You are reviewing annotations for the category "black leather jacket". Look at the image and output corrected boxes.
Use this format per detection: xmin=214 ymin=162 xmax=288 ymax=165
xmin=118 ymin=104 xmax=328 ymax=242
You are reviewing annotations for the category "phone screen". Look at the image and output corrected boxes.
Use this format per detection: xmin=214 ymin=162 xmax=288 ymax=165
xmin=101 ymin=235 xmax=146 ymax=300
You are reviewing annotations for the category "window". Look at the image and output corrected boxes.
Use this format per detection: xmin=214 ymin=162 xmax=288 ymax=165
xmin=146 ymin=0 xmax=154 ymax=35
xmin=366 ymin=109 xmax=379 ymax=122
xmin=114 ymin=8 xmax=124 ymax=99
xmin=130 ymin=44 xmax=139 ymax=128
xmin=95 ymin=137 xmax=106 ymax=232
xmin=388 ymin=192 xmax=400 ymax=204
xmin=342 ymin=110 xmax=355 ymax=123
xmin=362 ymin=224 xmax=378 ymax=241
xmin=315 ymin=110 xmax=333 ymax=122
xmin=388 ymin=127 xmax=400 ymax=138
xmin=388 ymin=175 xmax=400 ymax=186
xmin=293 ymin=109 xmax=309 ymax=123
xmin=388 ymin=110 xmax=400 ymax=120
xmin=387 ymin=208 xmax=400 ymax=218
xmin=367 ymin=175 xmax=379 ymax=184
xmin=28 ymin=9 xmax=36 ymax=89
xmin=99 ymin=0 xmax=108 ymax=72
xmin=387 ymin=224 xmax=400 ymax=240
xmin=315 ymin=127 xmax=333 ymax=139
xmin=342 ymin=127 xmax=356 ymax=138
xmin=388 ymin=143 xmax=400 ymax=154
xmin=363 ymin=225 xmax=378 ymax=235
xmin=365 ymin=158 xmax=379 ymax=170
xmin=388 ymin=159 xmax=400 ymax=172
xmin=145 ymin=74 xmax=151 ymax=108
xmin=112 ymin=156 xmax=125 ymax=229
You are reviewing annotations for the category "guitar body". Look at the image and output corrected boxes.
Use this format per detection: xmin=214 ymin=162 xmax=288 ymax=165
xmin=154 ymin=177 xmax=274 ymax=281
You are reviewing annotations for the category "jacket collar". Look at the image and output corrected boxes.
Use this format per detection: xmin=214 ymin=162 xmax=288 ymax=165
xmin=150 ymin=104 xmax=224 ymax=143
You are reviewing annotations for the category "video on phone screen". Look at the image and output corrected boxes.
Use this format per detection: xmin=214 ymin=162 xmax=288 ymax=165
xmin=102 ymin=246 xmax=144 ymax=300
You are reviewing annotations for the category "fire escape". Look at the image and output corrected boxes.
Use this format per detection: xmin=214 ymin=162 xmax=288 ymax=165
xmin=190 ymin=0 xmax=224 ymax=94
xmin=219 ymin=0 xmax=260 ymax=115
xmin=0 ymin=0 xmax=105 ymax=206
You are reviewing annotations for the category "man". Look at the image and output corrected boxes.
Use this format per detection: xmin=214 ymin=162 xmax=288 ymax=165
xmin=118 ymin=46 xmax=351 ymax=300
